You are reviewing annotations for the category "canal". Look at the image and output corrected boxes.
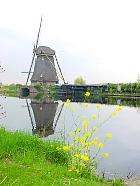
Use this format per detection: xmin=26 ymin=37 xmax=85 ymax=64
xmin=1 ymin=95 xmax=140 ymax=178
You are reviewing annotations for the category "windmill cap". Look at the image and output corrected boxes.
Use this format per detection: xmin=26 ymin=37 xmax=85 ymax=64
xmin=36 ymin=46 xmax=55 ymax=56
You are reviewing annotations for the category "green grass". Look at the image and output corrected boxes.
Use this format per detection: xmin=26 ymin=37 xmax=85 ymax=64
xmin=0 ymin=128 xmax=124 ymax=185
xmin=0 ymin=85 xmax=20 ymax=97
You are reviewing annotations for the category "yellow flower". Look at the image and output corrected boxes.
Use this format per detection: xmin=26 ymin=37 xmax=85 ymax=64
xmin=93 ymin=127 xmax=98 ymax=131
xmin=93 ymin=137 xmax=99 ymax=141
xmin=85 ymin=131 xmax=91 ymax=137
xmin=63 ymin=145 xmax=70 ymax=151
xmin=80 ymin=137 xmax=86 ymax=143
xmin=74 ymin=136 xmax=80 ymax=141
xmin=98 ymin=143 xmax=104 ymax=148
xmin=66 ymin=99 xmax=71 ymax=103
xmin=92 ymin=115 xmax=97 ymax=120
xmin=115 ymin=106 xmax=123 ymax=111
xmin=75 ymin=128 xmax=81 ymax=134
xmin=92 ymin=141 xmax=98 ymax=146
xmin=88 ymin=142 xmax=93 ymax=146
xmin=91 ymin=168 xmax=96 ymax=173
xmin=104 ymin=153 xmax=109 ymax=158
xmin=75 ymin=154 xmax=81 ymax=158
xmin=68 ymin=131 xmax=73 ymax=136
xmin=80 ymin=163 xmax=86 ymax=167
xmin=68 ymin=166 xmax=76 ymax=171
xmin=85 ymin=91 xmax=91 ymax=97
xmin=96 ymin=104 xmax=101 ymax=109
xmin=82 ymin=116 xmax=88 ymax=119
xmin=106 ymin=133 xmax=112 ymax=139
xmin=86 ymin=147 xmax=90 ymax=151
xmin=81 ymin=155 xmax=89 ymax=161
xmin=111 ymin=111 xmax=117 ymax=116
xmin=82 ymin=121 xmax=89 ymax=127
xmin=70 ymin=107 xmax=75 ymax=111
xmin=64 ymin=103 xmax=70 ymax=107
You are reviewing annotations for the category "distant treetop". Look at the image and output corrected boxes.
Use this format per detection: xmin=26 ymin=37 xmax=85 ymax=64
xmin=74 ymin=76 xmax=86 ymax=85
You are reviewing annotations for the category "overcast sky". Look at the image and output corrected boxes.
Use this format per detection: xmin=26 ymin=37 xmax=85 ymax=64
xmin=0 ymin=0 xmax=140 ymax=84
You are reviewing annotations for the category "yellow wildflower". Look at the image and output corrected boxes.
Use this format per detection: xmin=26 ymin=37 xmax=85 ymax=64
xmin=82 ymin=116 xmax=88 ymax=119
xmin=85 ymin=131 xmax=91 ymax=137
xmin=68 ymin=131 xmax=73 ymax=136
xmin=104 ymin=153 xmax=109 ymax=158
xmin=82 ymin=121 xmax=89 ymax=127
xmin=93 ymin=127 xmax=98 ymax=131
xmin=115 ymin=106 xmax=123 ymax=111
xmin=68 ymin=166 xmax=76 ymax=171
xmin=92 ymin=141 xmax=98 ymax=146
xmin=91 ymin=168 xmax=96 ymax=173
xmin=96 ymin=104 xmax=101 ymax=109
xmin=63 ymin=145 xmax=70 ymax=151
xmin=80 ymin=137 xmax=86 ymax=143
xmin=82 ymin=143 xmax=86 ymax=148
xmin=81 ymin=155 xmax=89 ymax=161
xmin=66 ymin=99 xmax=71 ymax=103
xmin=75 ymin=154 xmax=81 ymax=158
xmin=64 ymin=103 xmax=70 ymax=107
xmin=93 ymin=137 xmax=99 ymax=141
xmin=92 ymin=115 xmax=97 ymax=120
xmin=80 ymin=163 xmax=86 ymax=167
xmin=106 ymin=133 xmax=112 ymax=139
xmin=86 ymin=147 xmax=90 ymax=151
xmin=111 ymin=111 xmax=117 ymax=116
xmin=70 ymin=107 xmax=75 ymax=111
xmin=74 ymin=136 xmax=80 ymax=141
xmin=75 ymin=128 xmax=81 ymax=134
xmin=88 ymin=142 xmax=93 ymax=146
xmin=85 ymin=91 xmax=91 ymax=97
xmin=98 ymin=143 xmax=104 ymax=148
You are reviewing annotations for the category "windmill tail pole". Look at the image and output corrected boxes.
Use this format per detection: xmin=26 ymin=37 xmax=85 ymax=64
xmin=26 ymin=16 xmax=43 ymax=86
xmin=54 ymin=54 xmax=66 ymax=84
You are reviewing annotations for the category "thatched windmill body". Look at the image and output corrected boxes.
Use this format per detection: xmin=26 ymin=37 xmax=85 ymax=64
xmin=31 ymin=46 xmax=58 ymax=85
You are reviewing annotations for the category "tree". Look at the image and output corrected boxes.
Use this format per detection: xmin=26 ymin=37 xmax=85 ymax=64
xmin=74 ymin=76 xmax=86 ymax=85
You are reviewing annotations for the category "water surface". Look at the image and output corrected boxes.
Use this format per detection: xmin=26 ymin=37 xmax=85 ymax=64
xmin=1 ymin=96 xmax=140 ymax=178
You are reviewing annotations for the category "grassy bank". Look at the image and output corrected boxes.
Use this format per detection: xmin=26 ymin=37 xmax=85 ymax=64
xmin=0 ymin=85 xmax=20 ymax=97
xmin=0 ymin=128 xmax=123 ymax=185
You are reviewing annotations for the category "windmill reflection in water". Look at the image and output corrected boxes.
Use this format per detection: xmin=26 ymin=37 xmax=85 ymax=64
xmin=26 ymin=97 xmax=64 ymax=138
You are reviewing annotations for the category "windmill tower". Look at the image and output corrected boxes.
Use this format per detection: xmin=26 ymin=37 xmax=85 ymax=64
xmin=31 ymin=46 xmax=58 ymax=85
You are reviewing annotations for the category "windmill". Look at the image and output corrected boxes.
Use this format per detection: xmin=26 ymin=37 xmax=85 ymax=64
xmin=25 ymin=16 xmax=66 ymax=87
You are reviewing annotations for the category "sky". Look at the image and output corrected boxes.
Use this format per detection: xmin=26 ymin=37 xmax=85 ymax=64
xmin=0 ymin=0 xmax=140 ymax=85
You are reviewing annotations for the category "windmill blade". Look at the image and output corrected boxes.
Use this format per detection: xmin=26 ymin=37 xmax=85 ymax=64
xmin=26 ymin=16 xmax=43 ymax=85
xmin=54 ymin=54 xmax=66 ymax=84
xmin=35 ymin=16 xmax=43 ymax=49
xmin=26 ymin=51 xmax=36 ymax=85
